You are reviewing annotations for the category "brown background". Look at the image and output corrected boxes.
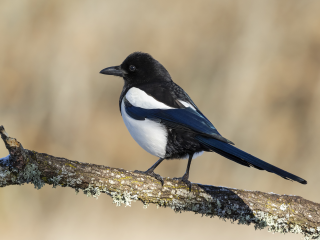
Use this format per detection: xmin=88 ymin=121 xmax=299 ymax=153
xmin=0 ymin=1 xmax=320 ymax=239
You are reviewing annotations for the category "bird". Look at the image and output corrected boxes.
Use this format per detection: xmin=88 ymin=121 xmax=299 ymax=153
xmin=99 ymin=52 xmax=307 ymax=188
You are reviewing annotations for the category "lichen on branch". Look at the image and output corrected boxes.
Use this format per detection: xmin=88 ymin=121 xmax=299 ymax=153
xmin=0 ymin=125 xmax=319 ymax=240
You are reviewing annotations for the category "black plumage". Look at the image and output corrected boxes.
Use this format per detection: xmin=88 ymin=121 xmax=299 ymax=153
xmin=100 ymin=52 xmax=307 ymax=187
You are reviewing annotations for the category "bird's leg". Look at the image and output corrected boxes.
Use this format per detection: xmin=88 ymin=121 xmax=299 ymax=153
xmin=134 ymin=158 xmax=165 ymax=185
xmin=174 ymin=153 xmax=194 ymax=190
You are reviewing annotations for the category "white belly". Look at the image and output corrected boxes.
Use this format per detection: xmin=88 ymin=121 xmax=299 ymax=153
xmin=183 ymin=151 xmax=204 ymax=160
xmin=121 ymin=100 xmax=168 ymax=158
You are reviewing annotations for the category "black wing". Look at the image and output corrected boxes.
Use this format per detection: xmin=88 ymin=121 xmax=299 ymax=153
xmin=123 ymin=97 xmax=234 ymax=144
xmin=123 ymin=98 xmax=307 ymax=185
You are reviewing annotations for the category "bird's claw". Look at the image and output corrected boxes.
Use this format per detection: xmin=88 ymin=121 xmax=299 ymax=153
xmin=173 ymin=176 xmax=192 ymax=191
xmin=134 ymin=170 xmax=164 ymax=186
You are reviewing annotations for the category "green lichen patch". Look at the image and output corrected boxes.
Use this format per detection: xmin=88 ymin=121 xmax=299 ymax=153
xmin=65 ymin=163 xmax=76 ymax=168
xmin=19 ymin=163 xmax=45 ymax=189
xmin=83 ymin=184 xmax=106 ymax=199
xmin=110 ymin=191 xmax=138 ymax=207
xmin=50 ymin=175 xmax=62 ymax=188
xmin=0 ymin=168 xmax=10 ymax=186
xmin=253 ymin=211 xmax=320 ymax=240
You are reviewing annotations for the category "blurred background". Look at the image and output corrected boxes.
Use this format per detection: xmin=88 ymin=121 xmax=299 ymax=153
xmin=0 ymin=0 xmax=319 ymax=239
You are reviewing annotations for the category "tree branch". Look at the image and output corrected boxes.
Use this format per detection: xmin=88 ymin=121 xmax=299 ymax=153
xmin=0 ymin=125 xmax=319 ymax=239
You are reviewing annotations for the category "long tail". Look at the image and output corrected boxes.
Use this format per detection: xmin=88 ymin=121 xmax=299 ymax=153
xmin=196 ymin=136 xmax=307 ymax=184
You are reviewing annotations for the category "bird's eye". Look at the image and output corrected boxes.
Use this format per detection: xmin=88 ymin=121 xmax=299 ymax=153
xmin=129 ymin=65 xmax=136 ymax=72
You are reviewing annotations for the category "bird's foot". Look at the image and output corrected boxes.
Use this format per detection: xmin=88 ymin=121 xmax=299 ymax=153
xmin=134 ymin=170 xmax=164 ymax=185
xmin=173 ymin=174 xmax=192 ymax=191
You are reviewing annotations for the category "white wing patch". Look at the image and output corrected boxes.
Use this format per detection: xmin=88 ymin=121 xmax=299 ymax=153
xmin=126 ymin=87 xmax=174 ymax=109
xmin=178 ymin=100 xmax=196 ymax=111
xmin=121 ymin=100 xmax=167 ymax=158
xmin=126 ymin=87 xmax=196 ymax=111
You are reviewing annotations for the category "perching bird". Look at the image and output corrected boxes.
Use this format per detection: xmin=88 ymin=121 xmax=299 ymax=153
xmin=100 ymin=52 xmax=307 ymax=188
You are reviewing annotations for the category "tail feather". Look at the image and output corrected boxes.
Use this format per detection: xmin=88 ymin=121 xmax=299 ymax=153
xmin=196 ymin=136 xmax=307 ymax=184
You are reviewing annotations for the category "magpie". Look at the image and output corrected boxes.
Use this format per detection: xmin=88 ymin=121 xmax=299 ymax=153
xmin=100 ymin=52 xmax=307 ymax=188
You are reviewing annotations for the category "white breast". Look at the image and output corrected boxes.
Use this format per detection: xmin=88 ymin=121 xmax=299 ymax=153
xmin=121 ymin=99 xmax=168 ymax=158
xmin=121 ymin=87 xmax=203 ymax=159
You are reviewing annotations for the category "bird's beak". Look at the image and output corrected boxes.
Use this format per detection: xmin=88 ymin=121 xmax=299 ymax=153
xmin=99 ymin=66 xmax=124 ymax=77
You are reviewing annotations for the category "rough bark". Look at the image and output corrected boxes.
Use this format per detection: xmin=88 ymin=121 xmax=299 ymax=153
xmin=0 ymin=125 xmax=319 ymax=239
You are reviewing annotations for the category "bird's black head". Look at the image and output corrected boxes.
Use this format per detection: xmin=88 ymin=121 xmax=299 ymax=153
xmin=100 ymin=52 xmax=172 ymax=85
